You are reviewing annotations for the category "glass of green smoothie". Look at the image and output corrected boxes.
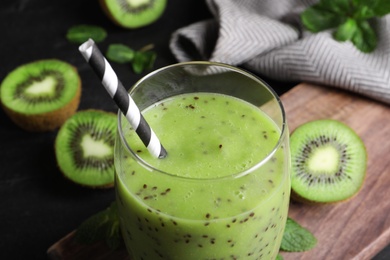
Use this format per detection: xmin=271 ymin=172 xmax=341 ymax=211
xmin=115 ymin=61 xmax=290 ymax=260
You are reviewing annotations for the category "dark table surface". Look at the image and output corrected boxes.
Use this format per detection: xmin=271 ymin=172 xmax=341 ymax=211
xmin=0 ymin=0 xmax=389 ymax=259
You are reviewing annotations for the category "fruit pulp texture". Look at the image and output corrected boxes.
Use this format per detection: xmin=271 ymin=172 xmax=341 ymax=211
xmin=115 ymin=93 xmax=290 ymax=259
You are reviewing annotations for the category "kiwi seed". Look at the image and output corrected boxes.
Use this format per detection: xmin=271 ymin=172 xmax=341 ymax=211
xmin=290 ymin=119 xmax=367 ymax=203
xmin=0 ymin=59 xmax=81 ymax=131
xmin=99 ymin=0 xmax=167 ymax=29
xmin=55 ymin=109 xmax=117 ymax=188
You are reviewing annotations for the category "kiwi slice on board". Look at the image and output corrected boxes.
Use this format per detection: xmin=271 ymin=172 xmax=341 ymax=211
xmin=290 ymin=119 xmax=367 ymax=204
xmin=55 ymin=110 xmax=117 ymax=188
xmin=99 ymin=0 xmax=167 ymax=29
xmin=0 ymin=59 xmax=81 ymax=132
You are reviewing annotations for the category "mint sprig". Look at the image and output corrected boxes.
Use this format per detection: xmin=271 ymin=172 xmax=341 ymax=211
xmin=106 ymin=44 xmax=135 ymax=64
xmin=106 ymin=43 xmax=156 ymax=74
xmin=280 ymin=217 xmax=317 ymax=252
xmin=74 ymin=202 xmax=123 ymax=250
xmin=301 ymin=0 xmax=390 ymax=53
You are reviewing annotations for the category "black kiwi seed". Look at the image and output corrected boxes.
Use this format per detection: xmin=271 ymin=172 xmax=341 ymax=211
xmin=290 ymin=119 xmax=367 ymax=203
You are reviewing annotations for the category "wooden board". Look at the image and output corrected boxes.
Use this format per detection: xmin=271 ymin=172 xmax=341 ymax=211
xmin=280 ymin=83 xmax=390 ymax=260
xmin=47 ymin=83 xmax=390 ymax=259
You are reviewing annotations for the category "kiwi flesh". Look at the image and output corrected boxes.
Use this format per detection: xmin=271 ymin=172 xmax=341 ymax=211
xmin=55 ymin=110 xmax=117 ymax=188
xmin=0 ymin=59 xmax=81 ymax=131
xmin=99 ymin=0 xmax=167 ymax=29
xmin=290 ymin=119 xmax=367 ymax=204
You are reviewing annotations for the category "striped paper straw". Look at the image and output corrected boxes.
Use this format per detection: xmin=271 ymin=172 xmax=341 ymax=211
xmin=78 ymin=39 xmax=167 ymax=159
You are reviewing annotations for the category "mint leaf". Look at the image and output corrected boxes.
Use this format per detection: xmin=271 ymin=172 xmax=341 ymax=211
xmin=318 ymin=0 xmax=350 ymax=15
xmin=280 ymin=218 xmax=317 ymax=252
xmin=354 ymin=7 xmax=376 ymax=20
xmin=351 ymin=20 xmax=377 ymax=53
xmin=106 ymin=44 xmax=135 ymax=64
xmin=372 ymin=0 xmax=390 ymax=16
xmin=336 ymin=17 xmax=377 ymax=52
xmin=66 ymin=25 xmax=107 ymax=44
xmin=352 ymin=0 xmax=383 ymax=19
xmin=106 ymin=43 xmax=156 ymax=74
xmin=132 ymin=50 xmax=156 ymax=74
xmin=301 ymin=0 xmax=390 ymax=52
xmin=105 ymin=219 xmax=123 ymax=250
xmin=333 ymin=18 xmax=358 ymax=41
xmin=301 ymin=5 xmax=346 ymax=32
xmin=74 ymin=202 xmax=123 ymax=250
xmin=73 ymin=210 xmax=108 ymax=244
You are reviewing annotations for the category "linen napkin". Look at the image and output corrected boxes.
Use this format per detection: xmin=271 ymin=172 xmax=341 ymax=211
xmin=170 ymin=0 xmax=390 ymax=104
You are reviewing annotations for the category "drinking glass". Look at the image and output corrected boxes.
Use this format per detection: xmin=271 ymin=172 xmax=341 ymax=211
xmin=115 ymin=61 xmax=290 ymax=260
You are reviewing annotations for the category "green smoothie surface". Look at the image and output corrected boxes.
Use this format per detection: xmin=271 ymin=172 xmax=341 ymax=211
xmin=124 ymin=92 xmax=280 ymax=179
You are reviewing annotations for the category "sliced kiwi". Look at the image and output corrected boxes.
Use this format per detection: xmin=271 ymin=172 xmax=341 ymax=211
xmin=55 ymin=110 xmax=117 ymax=188
xmin=99 ymin=0 xmax=167 ymax=29
xmin=290 ymin=119 xmax=367 ymax=204
xmin=0 ymin=59 xmax=81 ymax=131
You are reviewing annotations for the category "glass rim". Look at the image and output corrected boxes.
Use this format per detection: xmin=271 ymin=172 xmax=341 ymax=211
xmin=117 ymin=61 xmax=288 ymax=181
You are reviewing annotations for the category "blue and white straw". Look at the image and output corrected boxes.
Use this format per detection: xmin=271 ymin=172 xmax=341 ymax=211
xmin=79 ymin=39 xmax=167 ymax=159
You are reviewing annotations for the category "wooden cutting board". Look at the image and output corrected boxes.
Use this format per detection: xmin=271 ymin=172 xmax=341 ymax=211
xmin=47 ymin=83 xmax=390 ymax=260
xmin=280 ymin=83 xmax=390 ymax=260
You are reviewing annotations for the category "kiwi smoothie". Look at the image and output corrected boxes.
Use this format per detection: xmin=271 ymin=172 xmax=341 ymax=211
xmin=115 ymin=92 xmax=290 ymax=260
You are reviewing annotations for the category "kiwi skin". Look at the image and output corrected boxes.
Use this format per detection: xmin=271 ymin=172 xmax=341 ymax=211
xmin=60 ymin=167 xmax=115 ymax=190
xmin=290 ymin=183 xmax=365 ymax=205
xmin=289 ymin=119 xmax=367 ymax=205
xmin=1 ymin=86 xmax=81 ymax=132
xmin=0 ymin=61 xmax=81 ymax=132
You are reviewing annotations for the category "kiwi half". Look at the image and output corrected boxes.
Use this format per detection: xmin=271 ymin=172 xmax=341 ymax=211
xmin=0 ymin=59 xmax=81 ymax=131
xmin=290 ymin=119 xmax=367 ymax=204
xmin=55 ymin=110 xmax=117 ymax=188
xmin=99 ymin=0 xmax=167 ymax=29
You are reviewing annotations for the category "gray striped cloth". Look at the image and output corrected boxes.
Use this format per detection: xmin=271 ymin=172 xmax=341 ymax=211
xmin=170 ymin=0 xmax=390 ymax=104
